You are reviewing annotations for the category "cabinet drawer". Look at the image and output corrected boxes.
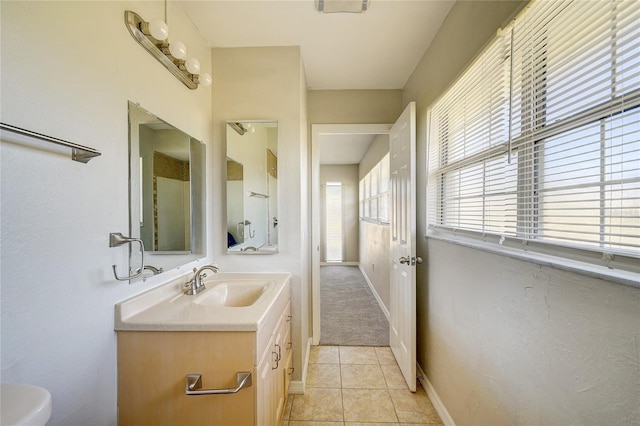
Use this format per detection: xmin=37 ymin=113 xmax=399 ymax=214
xmin=117 ymin=331 xmax=255 ymax=426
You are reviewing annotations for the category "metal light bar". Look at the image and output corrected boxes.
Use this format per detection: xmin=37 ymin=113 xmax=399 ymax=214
xmin=124 ymin=10 xmax=199 ymax=90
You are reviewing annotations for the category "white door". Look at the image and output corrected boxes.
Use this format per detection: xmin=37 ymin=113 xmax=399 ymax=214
xmin=389 ymin=102 xmax=417 ymax=392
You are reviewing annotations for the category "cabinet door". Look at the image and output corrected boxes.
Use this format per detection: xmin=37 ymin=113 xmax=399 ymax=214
xmin=256 ymin=331 xmax=277 ymax=426
xmin=273 ymin=312 xmax=286 ymax=424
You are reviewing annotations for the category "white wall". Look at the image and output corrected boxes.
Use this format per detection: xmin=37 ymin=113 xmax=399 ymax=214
xmin=210 ymin=46 xmax=310 ymax=384
xmin=403 ymin=1 xmax=640 ymax=424
xmin=0 ymin=2 xmax=213 ymax=424
xmin=319 ymin=165 xmax=359 ymax=262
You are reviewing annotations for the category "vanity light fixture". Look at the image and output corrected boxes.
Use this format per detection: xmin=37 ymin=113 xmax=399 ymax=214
xmin=316 ymin=0 xmax=369 ymax=13
xmin=228 ymin=122 xmax=248 ymax=136
xmin=124 ymin=10 xmax=212 ymax=90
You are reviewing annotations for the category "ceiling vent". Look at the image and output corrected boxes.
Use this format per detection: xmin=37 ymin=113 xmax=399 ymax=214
xmin=316 ymin=0 xmax=369 ymax=13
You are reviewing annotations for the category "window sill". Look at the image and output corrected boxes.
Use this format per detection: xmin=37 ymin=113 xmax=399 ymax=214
xmin=360 ymin=218 xmax=390 ymax=226
xmin=425 ymin=230 xmax=640 ymax=289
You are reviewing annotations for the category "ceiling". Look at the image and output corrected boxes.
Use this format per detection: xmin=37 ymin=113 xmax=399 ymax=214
xmin=319 ymin=133 xmax=377 ymax=164
xmin=180 ymin=0 xmax=454 ymax=90
xmin=180 ymin=0 xmax=454 ymax=165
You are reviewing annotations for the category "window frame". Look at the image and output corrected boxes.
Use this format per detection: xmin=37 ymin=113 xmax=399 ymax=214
xmin=360 ymin=153 xmax=390 ymax=225
xmin=425 ymin=0 xmax=640 ymax=287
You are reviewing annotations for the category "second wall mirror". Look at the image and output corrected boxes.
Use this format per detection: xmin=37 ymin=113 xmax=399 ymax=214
xmin=226 ymin=121 xmax=278 ymax=254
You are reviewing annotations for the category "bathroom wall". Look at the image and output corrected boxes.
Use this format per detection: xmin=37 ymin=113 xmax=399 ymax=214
xmin=0 ymin=1 xmax=213 ymax=424
xmin=402 ymin=1 xmax=640 ymax=424
xmin=319 ymin=165 xmax=359 ymax=262
xmin=209 ymin=46 xmax=310 ymax=385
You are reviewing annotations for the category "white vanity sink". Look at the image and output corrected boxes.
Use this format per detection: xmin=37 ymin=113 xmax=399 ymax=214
xmin=1 ymin=383 xmax=52 ymax=426
xmin=193 ymin=281 xmax=269 ymax=307
xmin=115 ymin=272 xmax=291 ymax=331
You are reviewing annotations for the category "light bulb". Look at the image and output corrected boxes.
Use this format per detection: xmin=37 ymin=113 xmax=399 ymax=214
xmin=148 ymin=19 xmax=169 ymax=41
xmin=169 ymin=41 xmax=187 ymax=59
xmin=199 ymin=72 xmax=212 ymax=87
xmin=185 ymin=57 xmax=201 ymax=74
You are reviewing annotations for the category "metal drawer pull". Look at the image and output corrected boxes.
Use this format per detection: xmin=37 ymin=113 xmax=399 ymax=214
xmin=185 ymin=372 xmax=252 ymax=395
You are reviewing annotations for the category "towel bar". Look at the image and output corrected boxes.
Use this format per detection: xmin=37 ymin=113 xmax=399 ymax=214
xmin=185 ymin=372 xmax=252 ymax=396
xmin=0 ymin=122 xmax=101 ymax=163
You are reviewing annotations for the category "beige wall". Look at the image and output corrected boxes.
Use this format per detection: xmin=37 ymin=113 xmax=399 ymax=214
xmin=358 ymin=134 xmax=391 ymax=311
xmin=0 ymin=2 xmax=212 ymax=424
xmin=403 ymin=1 xmax=640 ymax=424
xmin=358 ymin=134 xmax=389 ymax=179
xmin=210 ymin=46 xmax=309 ymax=384
xmin=308 ymin=89 xmax=402 ymax=124
xmin=320 ymin=165 xmax=359 ymax=262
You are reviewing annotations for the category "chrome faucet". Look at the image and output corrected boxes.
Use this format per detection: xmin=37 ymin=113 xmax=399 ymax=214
xmin=142 ymin=265 xmax=163 ymax=275
xmin=184 ymin=265 xmax=219 ymax=295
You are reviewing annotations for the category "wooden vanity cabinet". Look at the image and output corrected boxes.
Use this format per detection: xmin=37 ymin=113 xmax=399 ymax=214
xmin=117 ymin=301 xmax=292 ymax=425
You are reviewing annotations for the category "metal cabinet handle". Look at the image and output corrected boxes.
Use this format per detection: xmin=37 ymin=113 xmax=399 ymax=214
xmin=272 ymin=351 xmax=280 ymax=370
xmin=275 ymin=343 xmax=282 ymax=362
xmin=185 ymin=372 xmax=252 ymax=395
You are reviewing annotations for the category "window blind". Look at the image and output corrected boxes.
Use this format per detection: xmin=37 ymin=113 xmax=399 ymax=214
xmin=427 ymin=0 xmax=640 ymax=260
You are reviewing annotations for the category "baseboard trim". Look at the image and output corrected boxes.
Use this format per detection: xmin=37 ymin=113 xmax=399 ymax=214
xmin=417 ymin=363 xmax=456 ymax=426
xmin=358 ymin=263 xmax=390 ymax=321
xmin=289 ymin=337 xmax=312 ymax=395
xmin=289 ymin=381 xmax=304 ymax=394
xmin=320 ymin=261 xmax=359 ymax=266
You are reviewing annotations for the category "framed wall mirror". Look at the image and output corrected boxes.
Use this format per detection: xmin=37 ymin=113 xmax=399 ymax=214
xmin=128 ymin=102 xmax=206 ymax=281
xmin=226 ymin=121 xmax=278 ymax=254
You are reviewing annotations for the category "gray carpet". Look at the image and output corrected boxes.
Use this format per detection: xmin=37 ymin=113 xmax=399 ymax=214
xmin=320 ymin=265 xmax=389 ymax=346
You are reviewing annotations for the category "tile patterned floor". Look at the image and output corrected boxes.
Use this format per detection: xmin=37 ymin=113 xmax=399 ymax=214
xmin=281 ymin=346 xmax=444 ymax=426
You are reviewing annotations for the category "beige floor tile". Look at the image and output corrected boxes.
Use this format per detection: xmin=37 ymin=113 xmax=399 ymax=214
xmin=289 ymin=422 xmax=345 ymax=426
xmin=339 ymin=346 xmax=379 ymax=364
xmin=388 ymin=387 xmax=442 ymax=424
xmin=290 ymin=388 xmax=344 ymax=422
xmin=342 ymin=389 xmax=398 ymax=423
xmin=400 ymin=424 xmax=444 ymax=426
xmin=307 ymin=363 xmax=342 ymax=388
xmin=375 ymin=347 xmax=397 ymax=365
xmin=381 ymin=363 xmax=408 ymax=390
xmin=310 ymin=346 xmax=341 ymax=364
xmin=345 ymin=423 xmax=399 ymax=426
xmin=341 ymin=364 xmax=387 ymax=389
xmin=283 ymin=394 xmax=294 ymax=420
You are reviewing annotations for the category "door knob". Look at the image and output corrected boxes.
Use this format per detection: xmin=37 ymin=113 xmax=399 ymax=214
xmin=399 ymin=256 xmax=423 ymax=265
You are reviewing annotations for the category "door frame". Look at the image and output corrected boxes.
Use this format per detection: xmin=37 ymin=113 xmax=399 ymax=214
xmin=310 ymin=123 xmax=392 ymax=345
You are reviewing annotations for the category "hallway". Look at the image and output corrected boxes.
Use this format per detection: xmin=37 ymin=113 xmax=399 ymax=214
xmin=282 ymin=346 xmax=443 ymax=425
xmin=320 ymin=265 xmax=389 ymax=346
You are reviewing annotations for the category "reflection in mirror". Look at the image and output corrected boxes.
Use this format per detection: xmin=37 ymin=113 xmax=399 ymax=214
xmin=128 ymin=102 xmax=206 ymax=281
xmin=226 ymin=121 xmax=278 ymax=254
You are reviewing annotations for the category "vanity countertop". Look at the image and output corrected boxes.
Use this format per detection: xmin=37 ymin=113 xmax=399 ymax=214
xmin=115 ymin=272 xmax=291 ymax=332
